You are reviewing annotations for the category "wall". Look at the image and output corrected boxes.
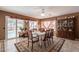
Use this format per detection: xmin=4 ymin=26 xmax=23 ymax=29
xmin=0 ymin=15 xmax=5 ymax=40
xmin=75 ymin=16 xmax=79 ymax=39
xmin=0 ymin=10 xmax=79 ymax=40
xmin=40 ymin=12 xmax=79 ymax=39
xmin=0 ymin=10 xmax=38 ymax=40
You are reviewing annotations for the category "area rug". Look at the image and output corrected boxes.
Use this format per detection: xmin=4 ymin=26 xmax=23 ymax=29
xmin=15 ymin=39 xmax=65 ymax=52
xmin=48 ymin=39 xmax=65 ymax=52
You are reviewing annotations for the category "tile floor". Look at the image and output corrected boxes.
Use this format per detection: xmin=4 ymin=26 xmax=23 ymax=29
xmin=0 ymin=37 xmax=79 ymax=52
xmin=60 ymin=39 xmax=79 ymax=52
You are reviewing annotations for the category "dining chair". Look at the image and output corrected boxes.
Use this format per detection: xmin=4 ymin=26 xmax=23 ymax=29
xmin=46 ymin=30 xmax=52 ymax=45
xmin=42 ymin=31 xmax=50 ymax=48
xmin=27 ymin=31 xmax=39 ymax=52
xmin=18 ymin=32 xmax=25 ymax=41
xmin=43 ymin=29 xmax=54 ymax=48
xmin=50 ymin=29 xmax=54 ymax=43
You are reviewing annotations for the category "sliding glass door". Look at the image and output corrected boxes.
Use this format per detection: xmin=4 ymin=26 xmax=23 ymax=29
xmin=6 ymin=16 xmax=24 ymax=39
xmin=7 ymin=17 xmax=16 ymax=39
xmin=17 ymin=19 xmax=24 ymax=37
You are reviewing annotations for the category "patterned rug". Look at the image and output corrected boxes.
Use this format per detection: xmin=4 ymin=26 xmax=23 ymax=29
xmin=48 ymin=39 xmax=65 ymax=52
xmin=15 ymin=39 xmax=65 ymax=52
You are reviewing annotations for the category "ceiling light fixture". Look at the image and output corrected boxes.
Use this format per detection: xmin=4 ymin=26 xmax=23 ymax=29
xmin=41 ymin=9 xmax=45 ymax=16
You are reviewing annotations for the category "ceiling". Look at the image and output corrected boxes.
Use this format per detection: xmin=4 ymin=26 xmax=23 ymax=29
xmin=0 ymin=6 xmax=79 ymax=19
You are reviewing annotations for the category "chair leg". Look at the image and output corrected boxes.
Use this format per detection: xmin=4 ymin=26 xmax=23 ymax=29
xmin=37 ymin=41 xmax=41 ymax=50
xmin=39 ymin=38 xmax=42 ymax=48
xmin=31 ymin=42 xmax=33 ymax=52
xmin=44 ymin=41 xmax=46 ymax=48
xmin=51 ymin=37 xmax=53 ymax=43
xmin=49 ymin=38 xmax=51 ymax=45
xmin=47 ymin=38 xmax=50 ymax=46
xmin=27 ymin=37 xmax=29 ymax=47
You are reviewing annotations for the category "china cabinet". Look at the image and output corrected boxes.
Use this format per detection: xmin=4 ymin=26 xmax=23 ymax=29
xmin=56 ymin=17 xmax=76 ymax=40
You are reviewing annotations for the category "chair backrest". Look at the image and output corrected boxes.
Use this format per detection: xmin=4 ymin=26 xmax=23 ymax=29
xmin=45 ymin=30 xmax=50 ymax=38
xmin=28 ymin=31 xmax=32 ymax=40
xmin=50 ymin=29 xmax=53 ymax=36
xmin=24 ymin=30 xmax=28 ymax=37
xmin=43 ymin=32 xmax=47 ymax=41
xmin=45 ymin=29 xmax=53 ymax=38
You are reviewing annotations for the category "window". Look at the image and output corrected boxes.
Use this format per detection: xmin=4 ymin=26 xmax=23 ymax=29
xmin=29 ymin=21 xmax=38 ymax=30
xmin=41 ymin=20 xmax=56 ymax=31
xmin=17 ymin=19 xmax=24 ymax=37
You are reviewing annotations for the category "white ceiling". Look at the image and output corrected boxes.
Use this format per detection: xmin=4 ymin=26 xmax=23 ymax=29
xmin=0 ymin=6 xmax=79 ymax=19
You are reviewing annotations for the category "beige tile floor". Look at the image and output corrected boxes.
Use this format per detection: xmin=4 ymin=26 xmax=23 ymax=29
xmin=60 ymin=39 xmax=79 ymax=52
xmin=0 ymin=40 xmax=4 ymax=52
xmin=0 ymin=37 xmax=79 ymax=52
xmin=5 ymin=38 xmax=28 ymax=52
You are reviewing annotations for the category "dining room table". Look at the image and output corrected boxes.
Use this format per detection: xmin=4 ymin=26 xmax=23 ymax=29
xmin=32 ymin=31 xmax=46 ymax=47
